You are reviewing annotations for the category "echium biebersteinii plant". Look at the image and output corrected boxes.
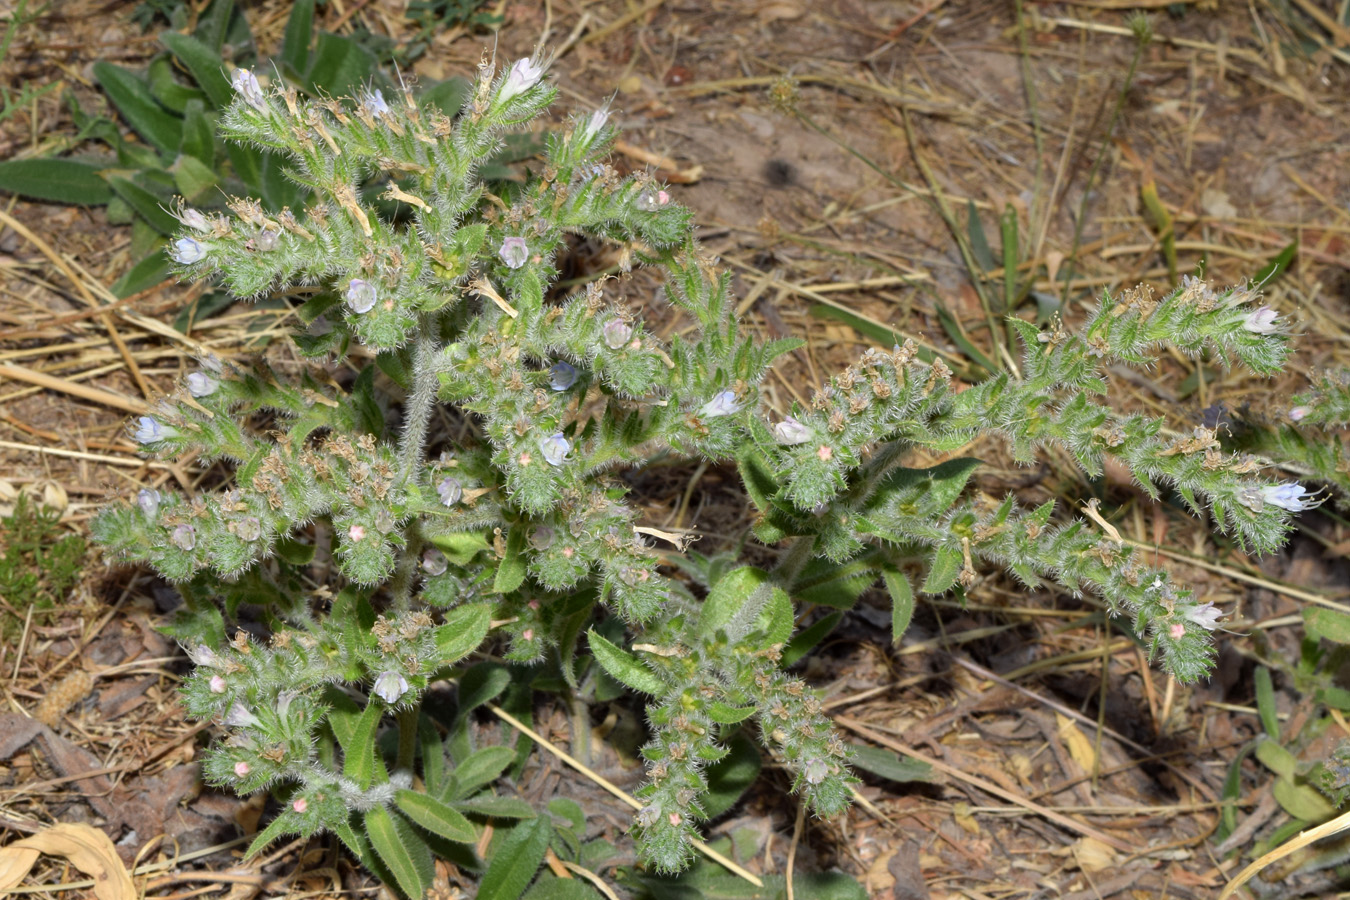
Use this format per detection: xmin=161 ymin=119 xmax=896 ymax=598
xmin=94 ymin=53 xmax=1315 ymax=886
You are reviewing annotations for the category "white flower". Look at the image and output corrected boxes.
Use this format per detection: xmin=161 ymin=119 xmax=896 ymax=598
xmin=230 ymin=68 xmax=266 ymax=109
xmin=186 ymin=372 xmax=218 ymax=397
xmin=421 ymin=548 xmax=448 ymax=576
xmin=540 ymin=433 xmax=571 ymax=467
xmin=373 ymin=671 xmax=410 ymax=704
xmin=1184 ymin=602 xmax=1223 ymax=631
xmin=498 ymin=236 xmax=529 ymax=269
xmin=171 ymin=523 xmax=196 ymax=551
xmin=499 ymin=57 xmax=546 ymax=102
xmin=804 ymin=758 xmax=830 ymax=785
xmin=179 ymin=208 xmax=209 ymax=233
xmin=224 ymin=702 xmax=260 ymax=728
xmin=171 ymin=236 xmax=206 ymax=264
xmin=345 ymin=278 xmax=378 ymax=314
xmin=528 ymin=525 xmax=555 ymax=550
xmin=637 ymin=804 xmax=661 ymax=828
xmin=256 ymin=229 xmax=280 ymax=252
xmin=773 ymin=416 xmax=810 ymax=445
xmin=185 ymin=644 xmax=222 ymax=667
xmin=137 ymin=488 xmax=160 ymax=519
xmin=1290 ymin=406 xmax=1312 ymax=422
xmin=700 ymin=391 xmax=740 ymax=418
xmin=549 ymin=361 xmax=577 ymax=391
xmin=580 ymin=107 xmax=609 ymax=140
xmin=437 ymin=476 xmax=463 ymax=506
xmin=133 ymin=416 xmax=176 ymax=444
xmin=602 ymin=319 xmax=632 ymax=350
xmin=1242 ymin=306 xmax=1280 ymax=334
xmin=637 ymin=190 xmax=661 ymax=212
xmin=362 ymin=88 xmax=390 ymax=116
xmin=1260 ymin=481 xmax=1315 ymax=512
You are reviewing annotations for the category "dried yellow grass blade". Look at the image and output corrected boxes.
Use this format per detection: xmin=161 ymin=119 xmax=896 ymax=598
xmin=0 ymin=823 xmax=136 ymax=900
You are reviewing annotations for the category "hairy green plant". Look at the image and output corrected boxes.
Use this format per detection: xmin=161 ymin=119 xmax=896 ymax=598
xmin=91 ymin=49 xmax=1318 ymax=896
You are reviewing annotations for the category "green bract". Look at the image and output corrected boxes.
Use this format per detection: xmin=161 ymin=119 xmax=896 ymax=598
xmin=93 ymin=49 xmax=1312 ymax=893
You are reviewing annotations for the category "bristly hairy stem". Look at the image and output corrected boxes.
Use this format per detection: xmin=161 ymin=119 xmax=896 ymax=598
xmin=399 ymin=318 xmax=441 ymax=482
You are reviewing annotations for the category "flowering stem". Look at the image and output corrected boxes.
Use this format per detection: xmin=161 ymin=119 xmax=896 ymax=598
xmin=398 ymin=318 xmax=441 ymax=483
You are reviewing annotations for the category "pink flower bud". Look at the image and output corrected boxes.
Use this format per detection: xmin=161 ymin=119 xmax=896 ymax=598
xmin=234 ymin=761 xmax=250 ymax=777
xmin=209 ymin=675 xmax=227 ymax=694
xmin=292 ymin=797 xmax=308 ymax=814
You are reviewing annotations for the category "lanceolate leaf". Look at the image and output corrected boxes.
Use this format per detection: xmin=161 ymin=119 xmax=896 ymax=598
xmin=434 ymin=602 xmax=491 ymax=667
xmin=93 ymin=61 xmax=182 ymax=154
xmin=107 ymin=176 xmax=179 ymax=235
xmin=160 ymin=32 xmax=234 ymax=109
xmin=342 ymin=699 xmax=386 ymax=789
xmin=395 ymin=789 xmax=478 ymax=843
xmin=0 ymin=158 xmax=112 ymax=205
xmin=364 ymin=806 xmax=434 ymax=900
xmin=281 ymin=0 xmax=316 ymax=76
xmin=477 ymin=816 xmax=552 ymax=900
xmin=882 ymin=565 xmax=915 ymax=643
xmin=587 ymin=629 xmax=664 ymax=695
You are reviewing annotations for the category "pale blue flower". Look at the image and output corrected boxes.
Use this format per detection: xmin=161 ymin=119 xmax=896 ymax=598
xmin=499 ymin=57 xmax=545 ymax=102
xmin=700 ymin=391 xmax=740 ymax=418
xmin=773 ymin=416 xmax=810 ymax=444
xmin=373 ymin=671 xmax=409 ymax=704
xmin=421 ymin=548 xmax=448 ymax=576
xmin=1184 ymin=602 xmax=1222 ymax=631
xmin=437 ymin=476 xmax=462 ymax=506
xmin=171 ymin=237 xmax=206 ymax=264
xmin=133 ymin=416 xmax=175 ymax=444
xmin=224 ymin=701 xmax=261 ymax=728
xmin=230 ymin=68 xmax=265 ymax=109
xmin=346 ymin=278 xmax=377 ymax=314
xmin=540 ymin=433 xmax=571 ymax=467
xmin=499 ymin=236 xmax=529 ymax=269
xmin=602 ymin=319 xmax=632 ymax=350
xmin=1243 ymin=306 xmax=1279 ymax=334
xmin=179 ymin=208 xmax=209 ymax=233
xmin=187 ymin=372 xmax=218 ymax=397
xmin=137 ymin=488 xmax=160 ymax=519
xmin=1260 ymin=481 xmax=1315 ymax=511
xmin=362 ymin=88 xmax=390 ymax=116
xmin=549 ymin=361 xmax=577 ymax=391
xmin=171 ymin=523 xmax=196 ymax=551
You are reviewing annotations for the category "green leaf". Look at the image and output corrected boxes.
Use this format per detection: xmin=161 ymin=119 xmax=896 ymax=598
xmin=306 ymin=32 xmax=378 ymax=98
xmin=1254 ymin=738 xmax=1297 ymax=779
xmin=478 ymin=816 xmax=552 ymax=900
xmin=967 ymin=199 xmax=994 ymax=272
xmin=107 ymin=175 xmax=178 ymax=235
xmin=377 ymin=349 xmax=413 ymax=391
xmin=793 ymin=555 xmax=876 ymax=610
xmin=447 ymin=745 xmax=516 ymax=801
xmin=1000 ymin=202 xmax=1020 ymax=310
xmin=226 ymin=142 xmax=264 ymax=193
xmin=1253 ymin=240 xmax=1297 ymax=287
xmin=434 ymin=602 xmax=491 ymax=667
xmin=0 ymin=158 xmax=112 ymax=205
xmin=1254 ymin=666 xmax=1279 ymax=739
xmin=194 ymin=0 xmax=236 ymax=52
xmin=849 ymin=743 xmax=932 ymax=783
xmin=708 ymin=702 xmax=756 ymax=725
xmin=882 ymin=565 xmax=915 ymax=643
xmin=523 ymin=877 xmax=602 ymax=900
xmin=698 ymin=566 xmax=769 ymax=637
xmin=171 ymin=154 xmax=219 ymax=202
xmin=1273 ymin=777 xmax=1335 ymax=822
xmin=243 ymin=811 xmax=298 ymax=859
xmin=281 ymin=0 xmax=315 ymax=76
xmin=781 ymin=611 xmax=841 ymax=667
xmin=1304 ymin=606 xmax=1350 ymax=645
xmin=456 ymin=663 xmax=511 ymax=717
xmin=365 ymin=806 xmax=434 ymax=900
xmin=867 ymin=457 xmax=983 ymax=519
xmin=703 ymin=731 xmax=762 ymax=818
xmin=395 ymin=789 xmax=478 ymax=843
xmin=111 ymin=248 xmax=171 ymax=299
xmin=342 ymin=699 xmax=386 ymax=789
xmin=93 ymin=61 xmax=182 ymax=154
xmin=419 ymin=714 xmax=446 ymax=794
xmin=147 ymin=54 xmax=206 ymax=113
xmin=737 ymin=447 xmax=779 ymax=513
xmin=430 ymin=529 xmax=491 ymax=565
xmin=454 ymin=795 xmax=538 ymax=819
xmin=274 ymin=535 xmax=315 ymax=566
xmin=494 ymin=523 xmax=528 ymax=593
xmin=588 ymin=629 xmax=663 ymax=695
xmin=178 ymin=99 xmax=215 ymax=167
xmin=160 ymin=32 xmax=233 ymax=110
xmin=921 ymin=545 xmax=962 ymax=594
